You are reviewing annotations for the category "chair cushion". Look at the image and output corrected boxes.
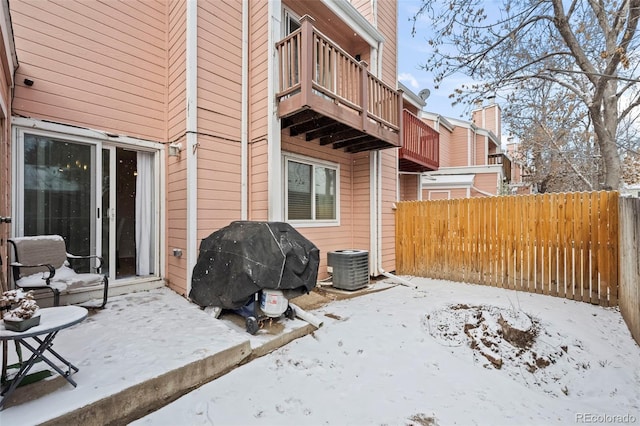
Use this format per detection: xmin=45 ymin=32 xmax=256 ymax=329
xmin=10 ymin=235 xmax=68 ymax=277
xmin=16 ymin=265 xmax=105 ymax=293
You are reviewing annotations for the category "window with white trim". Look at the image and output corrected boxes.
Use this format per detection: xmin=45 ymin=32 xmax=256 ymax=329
xmin=284 ymin=154 xmax=338 ymax=223
xmin=284 ymin=9 xmax=300 ymax=35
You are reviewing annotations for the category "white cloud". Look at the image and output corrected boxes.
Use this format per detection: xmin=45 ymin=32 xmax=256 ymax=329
xmin=398 ymin=72 xmax=420 ymax=89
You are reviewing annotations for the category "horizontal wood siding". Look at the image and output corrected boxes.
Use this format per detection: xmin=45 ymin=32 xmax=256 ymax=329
xmin=449 ymin=129 xmax=469 ymax=167
xmin=166 ymin=0 xmax=187 ymax=295
xmin=282 ymin=134 xmax=357 ymax=278
xmin=11 ymin=0 xmax=166 ymax=141
xmin=351 ymin=0 xmax=373 ymax=22
xmin=378 ymin=0 xmax=397 ymax=85
xmin=400 ymin=174 xmax=419 ymax=201
xmin=438 ymin=126 xmax=452 ymax=166
xmin=352 ymin=152 xmax=371 ymax=261
xmin=475 ymin=134 xmax=486 ymax=166
xmin=249 ymin=1 xmax=269 ymax=221
xmin=474 ymin=173 xmax=499 ymax=196
xmin=196 ymin=0 xmax=243 ymax=240
xmin=380 ymin=149 xmax=397 ymax=272
xmin=0 ymin=17 xmax=11 ymax=286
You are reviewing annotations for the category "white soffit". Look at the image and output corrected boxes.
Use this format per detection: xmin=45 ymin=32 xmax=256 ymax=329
xmin=322 ymin=0 xmax=385 ymax=46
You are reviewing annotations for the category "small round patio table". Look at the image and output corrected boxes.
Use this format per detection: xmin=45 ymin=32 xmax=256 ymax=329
xmin=0 ymin=305 xmax=88 ymax=409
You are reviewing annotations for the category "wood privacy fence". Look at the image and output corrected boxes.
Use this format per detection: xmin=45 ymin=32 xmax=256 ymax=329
xmin=619 ymin=197 xmax=640 ymax=344
xmin=396 ymin=192 xmax=620 ymax=306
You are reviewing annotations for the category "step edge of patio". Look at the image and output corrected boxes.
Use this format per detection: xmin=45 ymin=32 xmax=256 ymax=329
xmin=38 ymin=340 xmax=252 ymax=426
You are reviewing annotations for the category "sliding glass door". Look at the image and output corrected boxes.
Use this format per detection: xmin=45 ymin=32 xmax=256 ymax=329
xmin=18 ymin=131 xmax=157 ymax=280
xmin=23 ymin=134 xmax=96 ymax=257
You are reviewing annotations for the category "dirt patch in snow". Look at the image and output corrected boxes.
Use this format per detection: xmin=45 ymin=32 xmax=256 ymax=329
xmin=424 ymin=304 xmax=593 ymax=397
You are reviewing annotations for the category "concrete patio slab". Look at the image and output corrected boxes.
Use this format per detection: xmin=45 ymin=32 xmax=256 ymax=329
xmin=1 ymin=279 xmax=398 ymax=425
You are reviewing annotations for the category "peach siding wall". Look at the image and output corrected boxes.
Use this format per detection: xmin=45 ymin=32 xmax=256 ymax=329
xmin=351 ymin=0 xmax=373 ymax=22
xmin=166 ymin=0 xmax=187 ymax=295
xmin=351 ymin=151 xmax=371 ymax=259
xmin=281 ymin=134 xmax=359 ymax=278
xmin=484 ymin=104 xmax=501 ymax=140
xmin=196 ymin=0 xmax=243 ymax=241
xmin=449 ymin=129 xmax=469 ymax=167
xmin=0 ymin=30 xmax=9 ymax=282
xmin=425 ymin=117 xmax=452 ymax=167
xmin=351 ymin=152 xmax=371 ymax=268
xmin=474 ymin=173 xmax=499 ymax=196
xmin=475 ymin=134 xmax=486 ymax=166
xmin=380 ymin=149 xmax=397 ymax=272
xmin=400 ymin=174 xmax=419 ymax=201
xmin=439 ymin=127 xmax=452 ymax=167
xmin=11 ymin=0 xmax=166 ymax=141
xmin=423 ymin=188 xmax=468 ymax=200
xmin=0 ymin=116 xmax=7 ymax=283
xmin=472 ymin=104 xmax=501 ymax=141
xmin=425 ymin=190 xmax=450 ymax=200
xmin=249 ymin=1 xmax=269 ymax=221
xmin=378 ymin=0 xmax=397 ymax=85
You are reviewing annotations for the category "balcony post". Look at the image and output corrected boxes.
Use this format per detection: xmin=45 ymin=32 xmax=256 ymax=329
xmin=300 ymin=15 xmax=315 ymax=108
xmin=360 ymin=61 xmax=369 ymax=131
xmin=397 ymin=89 xmax=404 ymax=147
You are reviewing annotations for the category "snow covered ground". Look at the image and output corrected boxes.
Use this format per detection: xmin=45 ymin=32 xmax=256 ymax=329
xmin=132 ymin=278 xmax=640 ymax=426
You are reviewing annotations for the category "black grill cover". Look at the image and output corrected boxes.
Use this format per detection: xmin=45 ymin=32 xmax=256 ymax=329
xmin=189 ymin=221 xmax=320 ymax=309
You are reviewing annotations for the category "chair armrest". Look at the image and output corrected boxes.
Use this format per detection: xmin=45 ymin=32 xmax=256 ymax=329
xmin=66 ymin=253 xmax=104 ymax=270
xmin=10 ymin=262 xmax=56 ymax=280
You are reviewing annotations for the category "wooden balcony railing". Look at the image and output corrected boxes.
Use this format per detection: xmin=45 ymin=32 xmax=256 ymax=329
xmin=275 ymin=15 xmax=402 ymax=152
xmin=488 ymin=153 xmax=512 ymax=183
xmin=399 ymin=109 xmax=439 ymax=172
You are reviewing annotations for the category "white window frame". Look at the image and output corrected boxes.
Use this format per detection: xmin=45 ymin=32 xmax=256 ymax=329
xmin=283 ymin=8 xmax=301 ymax=35
xmin=283 ymin=152 xmax=340 ymax=227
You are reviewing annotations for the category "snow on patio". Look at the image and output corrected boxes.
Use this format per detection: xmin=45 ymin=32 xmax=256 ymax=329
xmin=131 ymin=278 xmax=640 ymax=426
xmin=1 ymin=287 xmax=253 ymax=424
xmin=1 ymin=277 xmax=638 ymax=425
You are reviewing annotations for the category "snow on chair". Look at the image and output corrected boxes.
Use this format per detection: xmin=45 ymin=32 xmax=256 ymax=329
xmin=8 ymin=235 xmax=109 ymax=308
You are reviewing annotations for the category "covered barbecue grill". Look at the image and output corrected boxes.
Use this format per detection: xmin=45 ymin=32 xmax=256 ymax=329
xmin=190 ymin=221 xmax=319 ymax=331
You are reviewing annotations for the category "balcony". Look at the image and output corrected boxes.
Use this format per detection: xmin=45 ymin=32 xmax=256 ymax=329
xmin=488 ymin=153 xmax=512 ymax=183
xmin=276 ymin=15 xmax=402 ymax=153
xmin=399 ymin=109 xmax=439 ymax=172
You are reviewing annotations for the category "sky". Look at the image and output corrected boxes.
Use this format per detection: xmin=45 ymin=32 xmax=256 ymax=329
xmin=397 ymin=0 xmax=470 ymax=119
xmin=4 ymin=279 xmax=639 ymax=425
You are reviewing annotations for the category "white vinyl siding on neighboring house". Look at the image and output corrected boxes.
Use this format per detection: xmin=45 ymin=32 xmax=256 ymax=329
xmin=284 ymin=153 xmax=338 ymax=226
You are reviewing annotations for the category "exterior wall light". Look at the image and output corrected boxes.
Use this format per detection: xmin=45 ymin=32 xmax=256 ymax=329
xmin=168 ymin=142 xmax=182 ymax=157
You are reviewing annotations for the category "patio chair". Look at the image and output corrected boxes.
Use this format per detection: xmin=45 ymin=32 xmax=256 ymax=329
xmin=7 ymin=235 xmax=109 ymax=308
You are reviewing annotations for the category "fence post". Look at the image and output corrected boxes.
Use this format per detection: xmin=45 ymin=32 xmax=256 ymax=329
xmin=618 ymin=197 xmax=640 ymax=345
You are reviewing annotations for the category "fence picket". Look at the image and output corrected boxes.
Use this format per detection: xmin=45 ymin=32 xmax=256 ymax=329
xmin=608 ymin=192 xmax=619 ymax=306
xmin=396 ymin=191 xmax=619 ymax=306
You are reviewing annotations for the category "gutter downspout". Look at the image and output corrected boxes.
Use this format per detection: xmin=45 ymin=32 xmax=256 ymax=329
xmin=186 ymin=0 xmax=198 ymax=294
xmin=241 ymin=0 xmax=248 ymax=219
xmin=267 ymin=0 xmax=282 ymax=221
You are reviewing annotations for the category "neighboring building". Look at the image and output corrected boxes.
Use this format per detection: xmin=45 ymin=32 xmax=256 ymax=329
xmin=505 ymin=141 xmax=532 ymax=195
xmin=398 ymin=82 xmax=439 ymax=201
xmin=2 ymin=0 xmax=402 ymax=303
xmin=417 ymin=99 xmax=528 ymax=199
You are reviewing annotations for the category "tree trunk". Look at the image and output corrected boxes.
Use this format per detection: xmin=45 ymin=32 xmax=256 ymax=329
xmin=590 ymin=81 xmax=621 ymax=190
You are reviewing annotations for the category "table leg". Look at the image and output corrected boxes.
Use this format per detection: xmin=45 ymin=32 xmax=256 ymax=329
xmin=0 ymin=331 xmax=79 ymax=409
xmin=17 ymin=333 xmax=78 ymax=387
